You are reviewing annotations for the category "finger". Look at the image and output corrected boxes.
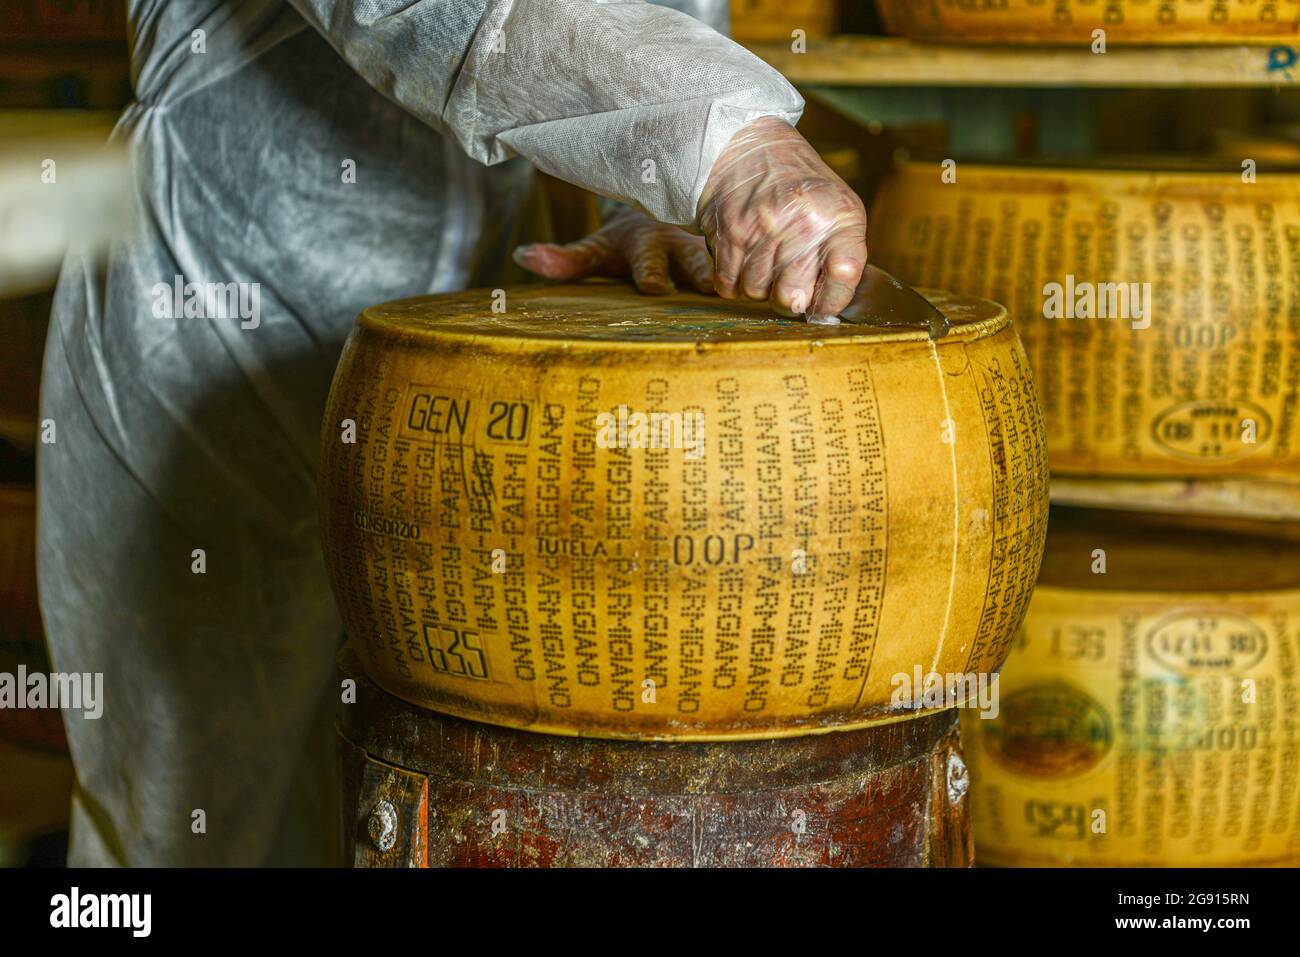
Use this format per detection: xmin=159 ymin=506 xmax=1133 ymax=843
xmin=807 ymin=233 xmax=867 ymax=320
xmin=627 ymin=232 xmax=675 ymax=295
xmin=739 ymin=240 xmax=779 ymax=302
xmin=512 ymin=236 xmax=620 ymax=281
xmin=770 ymin=248 xmax=821 ymax=318
xmin=711 ymin=239 xmax=744 ymax=300
xmin=670 ymin=237 xmax=715 ymax=294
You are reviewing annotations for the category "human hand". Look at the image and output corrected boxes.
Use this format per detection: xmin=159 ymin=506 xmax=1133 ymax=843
xmin=513 ymin=208 xmax=714 ymax=295
xmin=696 ymin=116 xmax=868 ymax=320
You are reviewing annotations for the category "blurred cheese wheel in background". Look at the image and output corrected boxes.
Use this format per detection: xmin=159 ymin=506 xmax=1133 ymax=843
xmin=869 ymin=161 xmax=1300 ymax=519
xmin=319 ymin=283 xmax=1050 ymax=740
xmin=963 ymin=507 xmax=1300 ymax=867
xmin=874 ymin=0 xmax=1300 ymax=45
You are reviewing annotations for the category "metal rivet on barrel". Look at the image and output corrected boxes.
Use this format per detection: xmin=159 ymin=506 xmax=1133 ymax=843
xmin=368 ymin=800 xmax=398 ymax=852
xmin=946 ymin=752 xmax=970 ymax=805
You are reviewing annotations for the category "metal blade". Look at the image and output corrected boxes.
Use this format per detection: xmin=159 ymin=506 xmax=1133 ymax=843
xmin=815 ymin=264 xmax=949 ymax=339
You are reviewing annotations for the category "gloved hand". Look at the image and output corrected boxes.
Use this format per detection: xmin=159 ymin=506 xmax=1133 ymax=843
xmin=514 ymin=209 xmax=714 ymax=295
xmin=697 ymin=116 xmax=868 ymax=321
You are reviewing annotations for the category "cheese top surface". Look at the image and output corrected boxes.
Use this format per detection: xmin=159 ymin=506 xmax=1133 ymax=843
xmin=359 ymin=284 xmax=1005 ymax=347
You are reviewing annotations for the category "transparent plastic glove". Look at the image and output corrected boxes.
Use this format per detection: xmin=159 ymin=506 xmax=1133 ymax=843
xmin=514 ymin=209 xmax=714 ymax=295
xmin=697 ymin=116 xmax=868 ymax=320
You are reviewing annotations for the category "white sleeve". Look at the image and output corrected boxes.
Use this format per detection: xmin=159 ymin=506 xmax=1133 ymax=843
xmin=288 ymin=0 xmax=803 ymax=226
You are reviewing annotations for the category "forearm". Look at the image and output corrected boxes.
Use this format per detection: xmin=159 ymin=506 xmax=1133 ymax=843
xmin=290 ymin=0 xmax=802 ymax=227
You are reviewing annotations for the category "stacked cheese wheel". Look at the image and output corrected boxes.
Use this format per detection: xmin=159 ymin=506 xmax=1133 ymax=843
xmin=963 ymin=508 xmax=1300 ymax=867
xmin=869 ymin=161 xmax=1300 ymax=520
xmin=875 ymin=0 xmax=1300 ymax=45
xmin=319 ymin=283 xmax=1050 ymax=740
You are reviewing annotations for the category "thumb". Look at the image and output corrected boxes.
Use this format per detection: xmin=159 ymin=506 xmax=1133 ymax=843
xmin=512 ymin=237 xmax=614 ymax=281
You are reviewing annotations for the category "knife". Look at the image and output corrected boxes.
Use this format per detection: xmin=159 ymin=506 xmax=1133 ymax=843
xmin=808 ymin=264 xmax=949 ymax=339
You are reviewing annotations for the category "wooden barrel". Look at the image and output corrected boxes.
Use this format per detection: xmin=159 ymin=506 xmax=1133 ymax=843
xmin=962 ymin=507 xmax=1300 ymax=867
xmin=318 ymin=283 xmax=1049 ymax=739
xmin=874 ymin=0 xmax=1300 ymax=45
xmin=869 ymin=161 xmax=1300 ymax=522
xmin=337 ymin=650 xmax=972 ymax=868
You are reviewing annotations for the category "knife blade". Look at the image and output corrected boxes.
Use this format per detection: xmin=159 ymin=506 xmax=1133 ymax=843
xmin=808 ymin=264 xmax=949 ymax=339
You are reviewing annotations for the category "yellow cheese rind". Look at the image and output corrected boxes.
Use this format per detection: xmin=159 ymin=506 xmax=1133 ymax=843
xmin=319 ymin=284 xmax=1050 ymax=740
xmin=875 ymin=0 xmax=1300 ymax=45
xmin=964 ymin=512 xmax=1300 ymax=867
xmin=870 ymin=163 xmax=1300 ymax=496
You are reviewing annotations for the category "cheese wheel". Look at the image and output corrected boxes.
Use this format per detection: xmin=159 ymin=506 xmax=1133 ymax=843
xmin=874 ymin=0 xmax=1300 ymax=45
xmin=338 ymin=649 xmax=973 ymax=867
xmin=963 ymin=507 xmax=1300 ymax=867
xmin=869 ymin=162 xmax=1300 ymax=507
xmin=319 ymin=283 xmax=1050 ymax=740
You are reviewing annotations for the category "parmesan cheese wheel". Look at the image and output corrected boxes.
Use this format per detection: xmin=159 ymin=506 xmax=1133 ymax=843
xmin=963 ymin=507 xmax=1300 ymax=867
xmin=318 ymin=283 xmax=1050 ymax=740
xmin=874 ymin=0 xmax=1300 ymax=45
xmin=869 ymin=162 xmax=1300 ymax=516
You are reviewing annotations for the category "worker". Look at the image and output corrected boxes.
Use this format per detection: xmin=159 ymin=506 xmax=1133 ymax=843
xmin=39 ymin=0 xmax=868 ymax=865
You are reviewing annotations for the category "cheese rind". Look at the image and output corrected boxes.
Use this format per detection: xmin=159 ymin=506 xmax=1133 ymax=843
xmin=963 ymin=509 xmax=1300 ymax=866
xmin=870 ymin=163 xmax=1300 ymax=504
xmin=318 ymin=284 xmax=1050 ymax=739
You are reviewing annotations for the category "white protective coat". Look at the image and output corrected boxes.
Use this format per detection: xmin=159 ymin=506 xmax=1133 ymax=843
xmin=38 ymin=0 xmax=802 ymax=865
